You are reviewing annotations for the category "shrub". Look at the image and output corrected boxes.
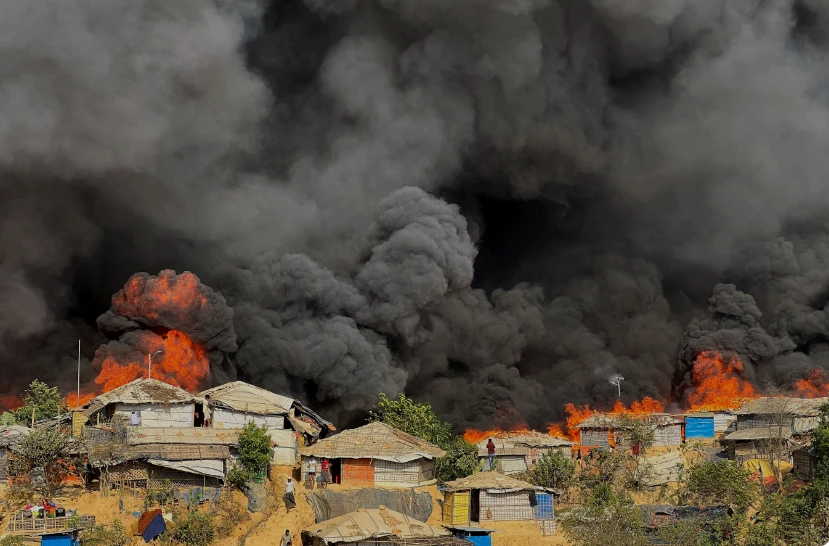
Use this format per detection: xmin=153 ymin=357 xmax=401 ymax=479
xmin=172 ymin=510 xmax=217 ymax=546
xmin=561 ymin=487 xmax=647 ymax=546
xmin=225 ymin=464 xmax=253 ymax=490
xmin=679 ymin=460 xmax=757 ymax=513
xmin=530 ymin=450 xmax=575 ymax=490
xmin=213 ymin=492 xmax=250 ymax=538
xmin=237 ymin=423 xmax=272 ymax=474
xmin=81 ymin=519 xmax=130 ymax=546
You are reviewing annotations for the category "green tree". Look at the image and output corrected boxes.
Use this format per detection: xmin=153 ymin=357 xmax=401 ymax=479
xmin=678 ymin=460 xmax=758 ymax=513
xmin=530 ymin=450 xmax=576 ymax=490
xmin=560 ymin=487 xmax=648 ymax=546
xmin=16 ymin=426 xmax=82 ymax=494
xmin=237 ymin=422 xmax=272 ymax=475
xmin=15 ymin=380 xmax=64 ymax=425
xmin=368 ymin=393 xmax=476 ymax=483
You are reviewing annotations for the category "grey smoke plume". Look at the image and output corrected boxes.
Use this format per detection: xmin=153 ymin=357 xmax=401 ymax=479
xmin=4 ymin=0 xmax=829 ymax=427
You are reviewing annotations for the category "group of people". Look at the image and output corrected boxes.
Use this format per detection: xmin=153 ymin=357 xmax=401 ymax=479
xmin=304 ymin=457 xmax=331 ymax=490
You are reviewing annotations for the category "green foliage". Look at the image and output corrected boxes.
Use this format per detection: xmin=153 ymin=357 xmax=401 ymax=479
xmin=213 ymin=492 xmax=250 ymax=539
xmin=741 ymin=522 xmax=777 ymax=546
xmin=435 ymin=436 xmax=478 ymax=483
xmin=81 ymin=519 xmax=130 ymax=546
xmin=561 ymin=487 xmax=648 ymax=546
xmin=15 ymin=380 xmax=64 ymax=424
xmin=0 ymin=536 xmax=25 ymax=546
xmin=655 ymin=517 xmax=710 ymax=546
xmin=172 ymin=509 xmax=217 ymax=546
xmin=17 ymin=426 xmax=82 ymax=493
xmin=679 ymin=460 xmax=758 ymax=513
xmin=368 ymin=393 xmax=453 ymax=446
xmin=579 ymin=449 xmax=625 ymax=489
xmin=618 ymin=415 xmax=656 ymax=451
xmin=369 ymin=393 xmax=476 ymax=483
xmin=530 ymin=450 xmax=576 ymax=489
xmin=237 ymin=422 xmax=272 ymax=475
xmin=225 ymin=464 xmax=253 ymax=490
xmin=1 ymin=412 xmax=16 ymax=426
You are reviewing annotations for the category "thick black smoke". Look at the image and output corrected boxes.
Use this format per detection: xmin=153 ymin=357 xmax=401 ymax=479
xmin=4 ymin=0 xmax=829 ymax=428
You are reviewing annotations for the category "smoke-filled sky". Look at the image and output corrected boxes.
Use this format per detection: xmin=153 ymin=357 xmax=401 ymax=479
xmin=4 ymin=0 xmax=829 ymax=429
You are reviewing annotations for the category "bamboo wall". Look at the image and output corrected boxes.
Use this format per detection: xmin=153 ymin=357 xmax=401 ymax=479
xmin=442 ymin=491 xmax=470 ymax=525
xmin=480 ymin=491 xmax=534 ymax=521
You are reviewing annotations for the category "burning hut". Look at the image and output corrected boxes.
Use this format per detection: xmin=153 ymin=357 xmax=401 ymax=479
xmin=299 ymin=422 xmax=445 ymax=487
xmin=0 ymin=426 xmax=29 ymax=482
xmin=475 ymin=433 xmax=573 ymax=475
xmin=721 ymin=397 xmax=826 ymax=462
xmin=200 ymin=381 xmax=334 ymax=463
xmin=575 ymin=414 xmax=684 ymax=450
xmin=81 ymin=378 xmax=202 ymax=428
xmin=441 ymin=471 xmax=555 ymax=525
xmin=301 ymin=507 xmax=468 ymax=546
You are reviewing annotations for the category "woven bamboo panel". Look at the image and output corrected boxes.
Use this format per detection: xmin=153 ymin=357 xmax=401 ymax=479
xmin=480 ymin=491 xmax=534 ymax=521
xmin=343 ymin=459 xmax=374 ymax=486
xmin=539 ymin=519 xmax=557 ymax=535
xmin=418 ymin=460 xmax=436 ymax=482
xmin=374 ymin=459 xmax=419 ymax=485
xmin=110 ymin=461 xmax=149 ymax=481
xmin=579 ymin=429 xmax=609 ymax=448
xmin=442 ymin=491 xmax=469 ymax=525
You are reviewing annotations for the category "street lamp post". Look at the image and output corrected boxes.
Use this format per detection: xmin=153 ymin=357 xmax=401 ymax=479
xmin=148 ymin=350 xmax=162 ymax=379
xmin=609 ymin=376 xmax=624 ymax=400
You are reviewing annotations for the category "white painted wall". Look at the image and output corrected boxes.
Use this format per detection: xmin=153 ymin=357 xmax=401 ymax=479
xmin=212 ymin=408 xmax=284 ymax=430
xmin=115 ymin=403 xmax=194 ymax=427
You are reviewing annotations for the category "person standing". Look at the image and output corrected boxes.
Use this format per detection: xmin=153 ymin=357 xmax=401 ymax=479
xmin=285 ymin=478 xmax=296 ymax=510
xmin=307 ymin=457 xmax=318 ymax=490
xmin=129 ymin=412 xmax=140 ymax=426
xmin=281 ymin=530 xmax=292 ymax=546
xmin=486 ymin=438 xmax=496 ymax=471
xmin=320 ymin=458 xmax=331 ymax=489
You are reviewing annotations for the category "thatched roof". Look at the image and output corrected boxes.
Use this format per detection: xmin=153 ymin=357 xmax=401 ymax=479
xmin=200 ymin=381 xmax=294 ymax=415
xmin=443 ymin=471 xmax=543 ymax=492
xmin=722 ymin=427 xmax=793 ymax=442
xmin=303 ymin=507 xmax=451 ymax=543
xmin=299 ymin=422 xmax=445 ymax=462
xmin=83 ymin=378 xmax=199 ymax=416
xmin=734 ymin=397 xmax=828 ymax=417
xmin=574 ymin=413 xmax=682 ymax=429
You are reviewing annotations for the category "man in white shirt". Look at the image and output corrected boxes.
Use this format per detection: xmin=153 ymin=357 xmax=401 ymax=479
xmin=129 ymin=412 xmax=140 ymax=426
xmin=285 ymin=478 xmax=296 ymax=510
xmin=307 ymin=458 xmax=317 ymax=490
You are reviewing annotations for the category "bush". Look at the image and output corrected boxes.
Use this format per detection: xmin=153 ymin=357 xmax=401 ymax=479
xmin=435 ymin=437 xmax=478 ymax=483
xmin=172 ymin=510 xmax=217 ymax=546
xmin=213 ymin=492 xmax=250 ymax=539
xmin=530 ymin=450 xmax=575 ymax=490
xmin=678 ymin=460 xmax=758 ymax=513
xmin=0 ymin=536 xmax=25 ymax=546
xmin=561 ymin=487 xmax=647 ymax=546
xmin=237 ymin=423 xmax=272 ymax=474
xmin=81 ymin=519 xmax=130 ymax=546
xmin=225 ymin=464 xmax=253 ymax=490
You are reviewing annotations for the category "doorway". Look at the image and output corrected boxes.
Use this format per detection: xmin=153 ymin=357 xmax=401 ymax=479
xmin=194 ymin=403 xmax=204 ymax=427
xmin=470 ymin=490 xmax=481 ymax=523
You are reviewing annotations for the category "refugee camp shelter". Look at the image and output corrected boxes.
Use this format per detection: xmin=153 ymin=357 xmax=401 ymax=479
xmin=575 ymin=414 xmax=684 ymax=449
xmin=301 ymin=507 xmax=470 ymax=546
xmin=441 ymin=471 xmax=555 ymax=525
xmin=684 ymin=413 xmax=715 ymax=439
xmin=0 ymin=426 xmax=30 ymax=481
xmin=41 ymin=531 xmax=81 ymax=546
xmin=201 ymin=381 xmax=334 ymax=437
xmin=82 ymin=378 xmax=202 ymax=427
xmin=299 ymin=422 xmax=445 ymax=487
xmin=733 ymin=397 xmax=826 ymax=434
xmin=793 ymin=446 xmax=817 ymax=481
xmin=476 ymin=433 xmax=573 ymax=474
xmin=721 ymin=427 xmax=793 ymax=462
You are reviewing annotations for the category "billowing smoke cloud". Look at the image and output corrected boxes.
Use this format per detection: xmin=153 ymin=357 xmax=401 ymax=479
xmin=5 ymin=0 xmax=829 ymax=426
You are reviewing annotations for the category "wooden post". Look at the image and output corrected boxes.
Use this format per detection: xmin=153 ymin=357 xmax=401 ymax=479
xmin=31 ymin=406 xmax=35 ymax=427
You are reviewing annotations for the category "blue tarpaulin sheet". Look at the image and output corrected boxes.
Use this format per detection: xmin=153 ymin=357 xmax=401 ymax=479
xmin=142 ymin=514 xmax=166 ymax=543
xmin=685 ymin=417 xmax=715 ymax=439
xmin=534 ymin=493 xmax=554 ymax=520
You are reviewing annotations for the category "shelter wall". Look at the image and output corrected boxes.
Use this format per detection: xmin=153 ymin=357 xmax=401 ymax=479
xmin=105 ymin=460 xmax=223 ymax=490
xmin=794 ymin=452 xmax=817 ymax=481
xmin=714 ymin=414 xmax=736 ymax=433
xmin=737 ymin=416 xmax=791 ymax=430
xmin=114 ymin=403 xmax=193 ymax=428
xmin=211 ymin=408 xmax=284 ymax=430
xmin=579 ymin=429 xmax=609 ymax=448
xmin=685 ymin=417 xmax=715 ymax=439
xmin=480 ymin=490 xmax=534 ymax=521
xmin=0 ymin=447 xmax=7 ymax=481
xmin=653 ymin=424 xmax=683 ymax=446
xmin=343 ymin=459 xmax=375 ymax=486
xmin=443 ymin=491 xmax=470 ymax=526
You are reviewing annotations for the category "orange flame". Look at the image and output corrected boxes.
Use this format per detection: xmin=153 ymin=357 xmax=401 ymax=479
xmin=463 ymin=424 xmax=532 ymax=444
xmin=687 ymin=351 xmax=756 ymax=411
xmin=795 ymin=369 xmax=829 ymax=399
xmin=65 ymin=392 xmax=95 ymax=408
xmin=112 ymin=271 xmax=208 ymax=324
xmin=547 ymin=396 xmax=666 ymax=442
xmin=0 ymin=395 xmax=24 ymax=412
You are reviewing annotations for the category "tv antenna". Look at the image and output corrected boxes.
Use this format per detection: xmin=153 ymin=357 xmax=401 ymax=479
xmin=609 ymin=376 xmax=624 ymax=400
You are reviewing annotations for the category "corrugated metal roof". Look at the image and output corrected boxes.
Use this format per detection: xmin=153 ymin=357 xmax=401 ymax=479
xmin=200 ymin=381 xmax=294 ymax=415
xmin=83 ymin=378 xmax=200 ymax=416
xmin=734 ymin=397 xmax=828 ymax=416
xmin=127 ymin=427 xmax=243 ymax=446
xmin=303 ymin=507 xmax=450 ymax=542
xmin=722 ymin=427 xmax=793 ymax=441
xmin=575 ymin=414 xmax=683 ymax=429
xmin=299 ymin=422 xmax=445 ymax=460
xmin=443 ymin=471 xmax=542 ymax=492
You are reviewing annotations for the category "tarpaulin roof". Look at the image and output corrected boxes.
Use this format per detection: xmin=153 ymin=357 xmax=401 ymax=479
xmin=147 ymin=459 xmax=225 ymax=479
xmin=200 ymin=381 xmax=294 ymax=415
xmin=299 ymin=422 xmax=445 ymax=461
xmin=443 ymin=471 xmax=547 ymax=492
xmin=83 ymin=378 xmax=200 ymax=416
xmin=303 ymin=507 xmax=449 ymax=543
xmin=127 ymin=427 xmax=243 ymax=446
xmin=722 ymin=427 xmax=793 ymax=441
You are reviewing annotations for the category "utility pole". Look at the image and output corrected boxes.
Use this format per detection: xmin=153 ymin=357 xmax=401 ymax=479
xmin=76 ymin=340 xmax=81 ymax=409
xmin=609 ymin=376 xmax=624 ymax=400
xmin=147 ymin=350 xmax=162 ymax=379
